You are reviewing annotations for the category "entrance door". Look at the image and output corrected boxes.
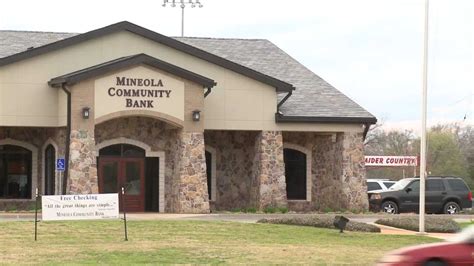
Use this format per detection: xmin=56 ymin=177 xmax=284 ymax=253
xmin=99 ymin=157 xmax=145 ymax=212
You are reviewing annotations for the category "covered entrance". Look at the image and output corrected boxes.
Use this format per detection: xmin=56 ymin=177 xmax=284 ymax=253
xmin=98 ymin=144 xmax=146 ymax=212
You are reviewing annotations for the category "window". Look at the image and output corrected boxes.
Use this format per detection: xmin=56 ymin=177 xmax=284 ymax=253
xmin=99 ymin=144 xmax=145 ymax=157
xmin=0 ymin=145 xmax=32 ymax=199
xmin=407 ymin=180 xmax=420 ymax=192
xmin=205 ymin=151 xmax=212 ymax=200
xmin=284 ymin=148 xmax=307 ymax=200
xmin=44 ymin=144 xmax=56 ymax=195
xmin=447 ymin=179 xmax=469 ymax=191
xmin=367 ymin=182 xmax=382 ymax=191
xmin=426 ymin=179 xmax=445 ymax=192
xmin=383 ymin=182 xmax=395 ymax=189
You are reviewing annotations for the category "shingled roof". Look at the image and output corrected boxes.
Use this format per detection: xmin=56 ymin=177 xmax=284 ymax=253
xmin=0 ymin=23 xmax=376 ymax=124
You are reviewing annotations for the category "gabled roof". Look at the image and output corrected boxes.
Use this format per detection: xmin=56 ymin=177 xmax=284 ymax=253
xmin=0 ymin=21 xmax=294 ymax=92
xmin=0 ymin=23 xmax=377 ymax=124
xmin=176 ymin=37 xmax=377 ymax=124
xmin=48 ymin=53 xmax=216 ymax=88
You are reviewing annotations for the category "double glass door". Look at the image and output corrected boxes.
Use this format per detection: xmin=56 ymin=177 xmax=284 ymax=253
xmin=99 ymin=157 xmax=145 ymax=212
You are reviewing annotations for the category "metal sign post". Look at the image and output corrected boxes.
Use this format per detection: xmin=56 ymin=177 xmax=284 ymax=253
xmin=34 ymin=188 xmax=39 ymax=241
xmin=121 ymin=187 xmax=128 ymax=241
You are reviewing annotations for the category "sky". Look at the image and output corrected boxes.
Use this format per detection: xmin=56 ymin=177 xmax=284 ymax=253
xmin=1 ymin=0 xmax=472 ymax=132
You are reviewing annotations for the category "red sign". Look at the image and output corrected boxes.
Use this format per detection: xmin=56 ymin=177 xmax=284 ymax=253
xmin=365 ymin=156 xmax=418 ymax=167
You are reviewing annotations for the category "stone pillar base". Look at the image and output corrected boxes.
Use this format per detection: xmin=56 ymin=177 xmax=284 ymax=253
xmin=174 ymin=131 xmax=210 ymax=213
xmin=67 ymin=130 xmax=98 ymax=194
xmin=252 ymin=131 xmax=287 ymax=210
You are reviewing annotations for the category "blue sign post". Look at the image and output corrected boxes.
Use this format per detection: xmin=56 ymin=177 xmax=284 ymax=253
xmin=56 ymin=158 xmax=66 ymax=172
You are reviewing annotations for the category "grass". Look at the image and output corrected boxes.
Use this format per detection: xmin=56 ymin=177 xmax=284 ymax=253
xmin=0 ymin=220 xmax=439 ymax=265
xmin=458 ymin=221 xmax=474 ymax=229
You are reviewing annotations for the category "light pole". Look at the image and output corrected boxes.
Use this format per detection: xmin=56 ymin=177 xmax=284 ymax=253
xmin=419 ymin=0 xmax=429 ymax=235
xmin=162 ymin=0 xmax=203 ymax=37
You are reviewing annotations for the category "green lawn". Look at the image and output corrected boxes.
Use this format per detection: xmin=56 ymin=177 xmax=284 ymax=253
xmin=0 ymin=220 xmax=439 ymax=264
xmin=458 ymin=221 xmax=474 ymax=229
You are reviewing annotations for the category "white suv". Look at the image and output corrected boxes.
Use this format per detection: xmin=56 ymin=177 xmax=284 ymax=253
xmin=367 ymin=179 xmax=396 ymax=193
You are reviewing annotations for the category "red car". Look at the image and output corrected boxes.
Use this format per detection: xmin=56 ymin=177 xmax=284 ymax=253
xmin=378 ymin=225 xmax=474 ymax=266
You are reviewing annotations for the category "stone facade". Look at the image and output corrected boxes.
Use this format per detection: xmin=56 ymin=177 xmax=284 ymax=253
xmin=337 ymin=132 xmax=369 ymax=211
xmin=67 ymin=130 xmax=98 ymax=194
xmin=95 ymin=117 xmax=180 ymax=212
xmin=0 ymin=123 xmax=369 ymax=212
xmin=172 ymin=132 xmax=209 ymax=213
xmin=204 ymin=131 xmax=257 ymax=210
xmin=251 ymin=131 xmax=287 ymax=210
xmin=283 ymin=131 xmax=369 ymax=212
xmin=206 ymin=130 xmax=290 ymax=211
xmin=0 ymin=127 xmax=66 ymax=210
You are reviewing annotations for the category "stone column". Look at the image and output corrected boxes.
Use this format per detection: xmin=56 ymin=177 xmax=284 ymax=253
xmin=67 ymin=80 xmax=98 ymax=194
xmin=68 ymin=130 xmax=98 ymax=194
xmin=251 ymin=131 xmax=287 ymax=210
xmin=174 ymin=131 xmax=210 ymax=213
xmin=336 ymin=132 xmax=369 ymax=211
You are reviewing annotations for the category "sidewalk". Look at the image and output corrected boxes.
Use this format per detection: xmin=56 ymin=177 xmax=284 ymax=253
xmin=369 ymin=223 xmax=455 ymax=240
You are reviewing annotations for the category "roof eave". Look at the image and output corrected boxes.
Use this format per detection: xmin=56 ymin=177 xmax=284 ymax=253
xmin=275 ymin=114 xmax=377 ymax=124
xmin=1 ymin=21 xmax=289 ymax=92
xmin=48 ymin=54 xmax=217 ymax=89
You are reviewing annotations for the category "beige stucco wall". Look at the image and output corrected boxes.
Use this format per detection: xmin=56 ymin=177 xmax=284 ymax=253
xmin=0 ymin=30 xmax=363 ymax=133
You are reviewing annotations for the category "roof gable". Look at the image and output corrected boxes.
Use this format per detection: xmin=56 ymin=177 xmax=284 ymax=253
xmin=0 ymin=21 xmax=294 ymax=92
xmin=48 ymin=53 xmax=216 ymax=88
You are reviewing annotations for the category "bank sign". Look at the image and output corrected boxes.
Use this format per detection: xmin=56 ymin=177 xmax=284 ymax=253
xmin=42 ymin=193 xmax=119 ymax=221
xmin=365 ymin=156 xmax=418 ymax=167
xmin=94 ymin=66 xmax=185 ymax=121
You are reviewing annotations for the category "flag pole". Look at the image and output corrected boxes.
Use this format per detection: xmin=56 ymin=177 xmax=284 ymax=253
xmin=419 ymin=0 xmax=429 ymax=235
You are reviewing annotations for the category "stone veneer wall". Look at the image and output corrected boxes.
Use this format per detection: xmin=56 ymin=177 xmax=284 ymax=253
xmin=68 ymin=130 xmax=98 ymax=194
xmin=172 ymin=132 xmax=209 ymax=213
xmin=204 ymin=131 xmax=258 ymax=210
xmin=95 ymin=117 xmax=180 ymax=212
xmin=0 ymin=127 xmax=66 ymax=210
xmin=336 ymin=132 xmax=369 ymax=211
xmin=283 ymin=132 xmax=368 ymax=212
xmin=251 ymin=131 xmax=287 ymax=210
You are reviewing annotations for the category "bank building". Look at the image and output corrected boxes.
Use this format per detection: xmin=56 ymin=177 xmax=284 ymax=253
xmin=0 ymin=21 xmax=376 ymax=213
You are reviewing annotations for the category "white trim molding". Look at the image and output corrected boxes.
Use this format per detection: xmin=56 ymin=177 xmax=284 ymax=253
xmin=0 ymin=138 xmax=38 ymax=200
xmin=41 ymin=138 xmax=60 ymax=195
xmin=96 ymin=137 xmax=165 ymax=213
xmin=205 ymin=145 xmax=217 ymax=202
xmin=283 ymin=143 xmax=312 ymax=202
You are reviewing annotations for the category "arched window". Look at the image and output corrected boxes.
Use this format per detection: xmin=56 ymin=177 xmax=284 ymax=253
xmin=205 ymin=146 xmax=216 ymax=201
xmin=99 ymin=144 xmax=145 ymax=157
xmin=205 ymin=150 xmax=212 ymax=200
xmin=0 ymin=145 xmax=32 ymax=199
xmin=44 ymin=144 xmax=56 ymax=195
xmin=284 ymin=148 xmax=307 ymax=200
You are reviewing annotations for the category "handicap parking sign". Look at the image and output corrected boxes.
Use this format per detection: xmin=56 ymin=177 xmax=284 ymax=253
xmin=56 ymin=158 xmax=66 ymax=171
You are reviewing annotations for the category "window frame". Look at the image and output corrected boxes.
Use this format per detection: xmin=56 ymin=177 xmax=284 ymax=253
xmin=283 ymin=143 xmax=312 ymax=202
xmin=0 ymin=139 xmax=37 ymax=200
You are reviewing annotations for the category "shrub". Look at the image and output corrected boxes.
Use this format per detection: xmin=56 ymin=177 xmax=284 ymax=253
xmin=230 ymin=208 xmax=242 ymax=213
xmin=375 ymin=216 xmax=461 ymax=233
xmin=244 ymin=207 xmax=257 ymax=213
xmin=264 ymin=206 xmax=277 ymax=213
xmin=258 ymin=215 xmax=381 ymax=233
xmin=278 ymin=207 xmax=288 ymax=214
xmin=5 ymin=204 xmax=17 ymax=212
xmin=323 ymin=207 xmax=333 ymax=213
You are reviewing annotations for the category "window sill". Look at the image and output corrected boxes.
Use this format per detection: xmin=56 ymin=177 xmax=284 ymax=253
xmin=287 ymin=199 xmax=311 ymax=202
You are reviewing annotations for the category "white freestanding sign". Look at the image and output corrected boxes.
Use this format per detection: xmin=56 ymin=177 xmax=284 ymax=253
xmin=41 ymin=193 xmax=119 ymax=221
